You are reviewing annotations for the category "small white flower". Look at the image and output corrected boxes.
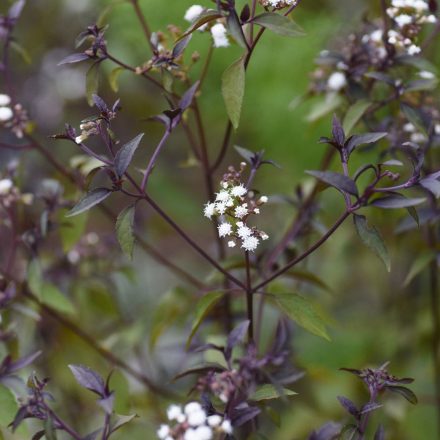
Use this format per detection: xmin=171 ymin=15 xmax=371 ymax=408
xmin=403 ymin=122 xmax=416 ymax=132
xmin=370 ymin=29 xmax=383 ymax=42
xmin=211 ymin=23 xmax=229 ymax=48
xmin=216 ymin=190 xmax=231 ymax=202
xmin=0 ymin=178 xmax=13 ymax=195
xmin=221 ymin=419 xmax=233 ymax=434
xmin=230 ymin=184 xmax=247 ymax=197
xmin=0 ymin=94 xmax=11 ymax=107
xmin=0 ymin=106 xmax=13 ymax=122
xmin=204 ymin=202 xmax=216 ymax=219
xmin=216 ymin=202 xmax=227 ymax=215
xmin=259 ymin=195 xmax=268 ymax=204
xmin=184 ymin=428 xmax=197 ymax=440
xmin=234 ymin=204 xmax=248 ymax=219
xmin=218 ymin=222 xmax=232 ymax=237
xmin=194 ymin=426 xmax=213 ymax=440
xmin=419 ymin=70 xmax=435 ymax=79
xmin=157 ymin=424 xmax=170 ymax=439
xmin=327 ymin=72 xmax=347 ymax=91
xmin=237 ymin=224 xmax=252 ymax=239
xmin=435 ymin=124 xmax=440 ymax=135
xmin=187 ymin=409 xmax=207 ymax=427
xmin=184 ymin=402 xmax=203 ymax=415
xmin=221 ymin=181 xmax=229 ymax=189
xmin=184 ymin=5 xmax=204 ymax=22
xmin=167 ymin=404 xmax=184 ymax=421
xmin=228 ymin=240 xmax=236 ymax=248
xmin=241 ymin=236 xmax=259 ymax=252
xmin=207 ymin=415 xmax=222 ymax=427
xmin=75 ymin=134 xmax=88 ymax=144
xmin=254 ymin=208 xmax=260 ymax=214
xmin=261 ymin=232 xmax=269 ymax=240
xmin=411 ymin=132 xmax=426 ymax=143
xmin=407 ymin=44 xmax=421 ymax=55
xmin=395 ymin=14 xmax=413 ymax=27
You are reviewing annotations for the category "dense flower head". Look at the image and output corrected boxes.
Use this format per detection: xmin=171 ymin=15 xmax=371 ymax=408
xmin=203 ymin=163 xmax=269 ymax=252
xmin=157 ymin=401 xmax=232 ymax=439
xmin=259 ymin=0 xmax=298 ymax=9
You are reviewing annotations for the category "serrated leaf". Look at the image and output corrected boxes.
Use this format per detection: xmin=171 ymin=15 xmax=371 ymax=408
xmin=186 ymin=291 xmax=224 ymax=348
xmin=250 ymin=384 xmax=297 ymax=401
xmin=306 ymin=170 xmax=358 ymax=196
xmin=403 ymin=251 xmax=436 ymax=286
xmin=252 ymin=13 xmax=305 ymax=37
xmin=222 ymin=56 xmax=246 ymax=130
xmin=66 ymin=188 xmax=112 ymax=217
xmin=343 ymin=100 xmax=371 ymax=136
xmin=353 ymin=214 xmax=390 ymax=272
xmin=0 ymin=385 xmax=17 ymax=427
xmin=86 ymin=62 xmax=100 ymax=107
xmin=116 ymin=205 xmax=136 ymax=259
xmin=109 ymin=67 xmax=124 ymax=92
xmin=114 ymin=133 xmax=144 ymax=178
xmin=41 ymin=283 xmax=76 ymax=315
xmin=274 ymin=293 xmax=330 ymax=341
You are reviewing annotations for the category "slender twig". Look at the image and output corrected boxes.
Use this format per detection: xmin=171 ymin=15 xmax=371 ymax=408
xmin=130 ymin=0 xmax=155 ymax=52
xmin=245 ymin=251 xmax=254 ymax=343
xmin=43 ymin=404 xmax=83 ymax=440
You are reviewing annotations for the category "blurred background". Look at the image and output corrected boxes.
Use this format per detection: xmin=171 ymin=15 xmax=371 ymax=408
xmin=1 ymin=0 xmax=439 ymax=438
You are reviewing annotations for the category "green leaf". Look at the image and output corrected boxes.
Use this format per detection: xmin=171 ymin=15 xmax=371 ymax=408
xmin=186 ymin=291 xmax=225 ymax=348
xmin=306 ymin=93 xmax=342 ymax=122
xmin=403 ymin=252 xmax=436 ymax=286
xmin=28 ymin=259 xmax=43 ymax=299
xmin=59 ymin=210 xmax=88 ymax=253
xmin=252 ymin=13 xmax=305 ymax=37
xmin=111 ymin=414 xmax=138 ymax=434
xmin=343 ymin=100 xmax=371 ymax=136
xmin=222 ymin=56 xmax=246 ymax=130
xmin=401 ymin=103 xmax=429 ymax=135
xmin=66 ymin=188 xmax=112 ymax=217
xmin=86 ymin=62 xmax=100 ymax=107
xmin=273 ymin=293 xmax=330 ymax=341
xmin=41 ymin=283 xmax=76 ymax=315
xmin=250 ymin=384 xmax=297 ymax=401
xmin=0 ymin=385 xmax=17 ymax=427
xmin=44 ymin=416 xmax=58 ymax=440
xmin=109 ymin=67 xmax=124 ymax=92
xmin=116 ymin=205 xmax=136 ymax=259
xmin=10 ymin=41 xmax=31 ymax=64
xmin=354 ymin=214 xmax=390 ymax=272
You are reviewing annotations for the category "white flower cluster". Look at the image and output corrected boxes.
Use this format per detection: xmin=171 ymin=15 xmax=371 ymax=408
xmin=204 ymin=169 xmax=269 ymax=252
xmin=75 ymin=120 xmax=99 ymax=144
xmin=404 ymin=120 xmax=440 ymax=144
xmin=184 ymin=5 xmax=229 ymax=48
xmin=157 ymin=402 xmax=232 ymax=440
xmin=259 ymin=0 xmax=298 ymax=8
xmin=0 ymin=177 xmax=33 ymax=207
xmin=0 ymin=94 xmax=13 ymax=123
xmin=327 ymin=71 xmax=347 ymax=91
xmin=387 ymin=0 xmax=436 ymax=26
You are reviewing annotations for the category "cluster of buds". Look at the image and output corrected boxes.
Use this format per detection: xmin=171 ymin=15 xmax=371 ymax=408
xmin=74 ymin=120 xmax=100 ymax=144
xmin=258 ymin=0 xmax=298 ymax=9
xmin=0 ymin=94 xmax=30 ymax=138
xmin=184 ymin=5 xmax=229 ymax=48
xmin=157 ymin=401 xmax=232 ymax=440
xmin=203 ymin=163 xmax=269 ymax=252
xmin=0 ymin=176 xmax=33 ymax=208
xmin=387 ymin=0 xmax=437 ymax=28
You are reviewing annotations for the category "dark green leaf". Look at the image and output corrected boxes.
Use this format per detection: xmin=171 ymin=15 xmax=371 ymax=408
xmin=403 ymin=251 xmax=436 ymax=286
xmin=252 ymin=13 xmax=305 ymax=37
xmin=306 ymin=170 xmax=358 ymax=196
xmin=109 ymin=67 xmax=124 ymax=92
xmin=353 ymin=214 xmax=390 ymax=272
xmin=116 ymin=205 xmax=136 ymax=259
xmin=227 ymin=10 xmax=248 ymax=49
xmin=343 ymin=100 xmax=371 ymax=136
xmin=41 ymin=283 xmax=76 ymax=315
xmin=66 ymin=188 xmax=112 ymax=217
xmin=114 ymin=133 xmax=144 ymax=178
xmin=274 ymin=293 xmax=330 ymax=341
xmin=386 ymin=385 xmax=418 ymax=404
xmin=111 ymin=414 xmax=138 ymax=433
xmin=222 ymin=56 xmax=246 ymax=130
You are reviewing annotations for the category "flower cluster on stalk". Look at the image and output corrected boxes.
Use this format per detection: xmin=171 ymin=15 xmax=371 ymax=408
xmin=259 ymin=0 xmax=298 ymax=9
xmin=203 ymin=163 xmax=269 ymax=252
xmin=157 ymin=401 xmax=232 ymax=440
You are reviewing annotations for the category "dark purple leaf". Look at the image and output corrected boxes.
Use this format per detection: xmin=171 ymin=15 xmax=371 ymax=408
xmin=374 ymin=425 xmax=385 ymax=440
xmin=364 ymin=72 xmax=395 ymax=85
xmin=306 ymin=170 xmax=358 ymax=196
xmin=172 ymin=363 xmax=226 ymax=382
xmin=114 ymin=133 xmax=144 ymax=178
xmin=58 ymin=53 xmax=90 ymax=66
xmin=8 ymin=351 xmax=42 ymax=374
xmin=419 ymin=177 xmax=440 ymax=198
xmin=234 ymin=146 xmax=255 ymax=164
xmin=240 ymin=4 xmax=250 ymax=22
xmin=429 ymin=0 xmax=438 ymax=12
xmin=225 ymin=320 xmax=249 ymax=360
xmin=32 ymin=431 xmax=46 ymax=440
xmin=180 ymin=81 xmax=200 ymax=111
xmin=337 ymin=396 xmax=359 ymax=417
xmin=227 ymin=10 xmax=248 ymax=49
xmin=8 ymin=0 xmax=25 ymax=20
xmin=308 ymin=422 xmax=341 ymax=440
xmin=386 ymin=385 xmax=418 ymax=404
xmin=172 ymin=34 xmax=192 ymax=59
xmin=231 ymin=405 xmax=261 ymax=427
xmin=92 ymin=94 xmax=108 ymax=113
xmin=332 ymin=114 xmax=345 ymax=146
xmin=360 ymin=402 xmax=382 ymax=415
xmin=340 ymin=367 xmax=362 ymax=376
xmin=10 ymin=406 xmax=28 ymax=431
xmin=178 ymin=10 xmax=222 ymax=40
xmin=371 ymin=195 xmax=426 ymax=209
xmin=345 ymin=132 xmax=387 ymax=154
xmin=69 ymin=364 xmax=106 ymax=397
xmin=66 ymin=188 xmax=112 ymax=217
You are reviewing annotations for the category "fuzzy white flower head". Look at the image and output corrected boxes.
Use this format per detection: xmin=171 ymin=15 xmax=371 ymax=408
xmin=216 ymin=202 xmax=227 ymax=215
xmin=0 ymin=179 xmax=13 ymax=195
xmin=204 ymin=202 xmax=216 ymax=219
xmin=327 ymin=72 xmax=347 ymax=91
xmin=259 ymin=195 xmax=268 ymax=204
xmin=234 ymin=204 xmax=248 ymax=219
xmin=167 ymin=404 xmax=184 ymax=422
xmin=241 ymin=236 xmax=259 ymax=252
xmin=395 ymin=14 xmax=413 ymax=27
xmin=187 ymin=409 xmax=207 ymax=427
xmin=211 ymin=23 xmax=229 ymax=48
xmin=230 ymin=184 xmax=247 ymax=198
xmin=216 ymin=190 xmax=231 ymax=202
xmin=218 ymin=222 xmax=232 ymax=237
xmin=157 ymin=424 xmax=170 ymax=439
xmin=237 ymin=224 xmax=252 ymax=239
xmin=403 ymin=122 xmax=416 ymax=132
xmin=0 ymin=106 xmax=13 ymax=122
xmin=221 ymin=419 xmax=233 ymax=434
xmin=194 ymin=426 xmax=213 ymax=440
xmin=185 ymin=5 xmax=204 ymax=22
xmin=261 ymin=232 xmax=269 ymax=240
xmin=407 ymin=44 xmax=421 ymax=55
xmin=207 ymin=415 xmax=222 ymax=427
xmin=184 ymin=402 xmax=203 ymax=415
xmin=0 ymin=94 xmax=11 ymax=107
